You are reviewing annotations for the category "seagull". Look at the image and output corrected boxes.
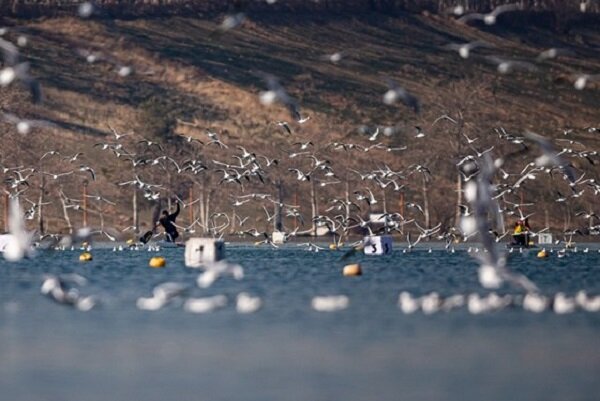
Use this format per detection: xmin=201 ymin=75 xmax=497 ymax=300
xmin=78 ymin=165 xmax=96 ymax=181
xmin=289 ymin=168 xmax=311 ymax=181
xmin=259 ymin=74 xmax=302 ymax=121
xmin=0 ymin=112 xmax=55 ymax=134
xmin=469 ymin=144 xmax=494 ymax=158
xmin=397 ymin=292 xmax=420 ymax=314
xmin=553 ymin=293 xmax=576 ymax=314
xmin=320 ymin=51 xmax=344 ymax=64
xmin=573 ymin=73 xmax=600 ymax=90
xmin=0 ymin=38 xmax=42 ymax=103
xmin=43 ymin=171 xmax=74 ymax=180
xmin=137 ymin=282 xmax=189 ymax=311
xmin=63 ymin=152 xmax=84 ymax=163
xmin=184 ymin=295 xmax=228 ymax=314
xmin=275 ymin=121 xmax=292 ymax=134
xmin=522 ymin=293 xmax=548 ymax=313
xmin=137 ymin=139 xmax=164 ymax=151
xmin=219 ymin=12 xmax=245 ymax=32
xmin=383 ymin=79 xmax=420 ymax=113
xmin=84 ymin=193 xmax=116 ymax=205
xmin=236 ymin=292 xmax=262 ymax=314
xmin=458 ymin=3 xmax=520 ymax=25
xmin=406 ymin=202 xmax=424 ymax=215
xmin=3 ymin=198 xmax=35 ymax=261
xmin=432 ymin=114 xmax=458 ymax=126
xmin=196 ymin=260 xmax=244 ymax=288
xmin=41 ymin=274 xmax=95 ymax=311
xmin=368 ymin=127 xmax=380 ymax=141
xmin=311 ymin=295 xmax=349 ymax=312
xmin=107 ymin=124 xmax=133 ymax=140
xmin=293 ymin=141 xmax=314 ymax=150
xmin=536 ymin=48 xmax=574 ymax=61
xmin=523 ymin=131 xmax=575 ymax=184
xmin=443 ymin=40 xmax=491 ymax=59
xmin=486 ymin=56 xmax=537 ymax=74
xmin=462 ymin=155 xmax=537 ymax=292
xmin=462 ymin=133 xmax=478 ymax=144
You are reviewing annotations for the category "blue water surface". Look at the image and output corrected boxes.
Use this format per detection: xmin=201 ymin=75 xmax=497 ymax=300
xmin=0 ymin=244 xmax=599 ymax=401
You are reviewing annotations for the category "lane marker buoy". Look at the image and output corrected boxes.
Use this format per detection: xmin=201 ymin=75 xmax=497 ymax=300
xmin=343 ymin=263 xmax=362 ymax=276
xmin=149 ymin=256 xmax=166 ymax=268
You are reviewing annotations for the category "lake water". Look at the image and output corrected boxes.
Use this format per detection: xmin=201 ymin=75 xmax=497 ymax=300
xmin=1 ymin=243 xmax=599 ymax=401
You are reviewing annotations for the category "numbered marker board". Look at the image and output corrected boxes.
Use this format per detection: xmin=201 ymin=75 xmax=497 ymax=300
xmin=363 ymin=235 xmax=393 ymax=255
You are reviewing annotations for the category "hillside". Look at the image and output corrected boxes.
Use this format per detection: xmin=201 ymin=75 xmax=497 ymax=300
xmin=0 ymin=7 xmax=599 ymax=239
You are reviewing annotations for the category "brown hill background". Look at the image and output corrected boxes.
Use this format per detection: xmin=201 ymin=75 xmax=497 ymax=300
xmin=0 ymin=2 xmax=599 ymax=240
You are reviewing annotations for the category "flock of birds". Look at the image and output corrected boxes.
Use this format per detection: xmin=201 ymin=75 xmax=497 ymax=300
xmin=36 ymin=253 xmax=600 ymax=315
xmin=0 ymin=3 xmax=599 ymax=316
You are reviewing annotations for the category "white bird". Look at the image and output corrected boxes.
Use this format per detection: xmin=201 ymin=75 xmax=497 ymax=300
xmin=219 ymin=13 xmax=245 ymax=32
xmin=553 ymin=292 xmax=576 ymax=314
xmin=458 ymin=4 xmax=520 ymax=25
xmin=444 ymin=40 xmax=491 ymax=59
xmin=441 ymin=294 xmax=465 ymax=312
xmin=486 ymin=56 xmax=537 ymax=75
xmin=3 ymin=198 xmax=35 ymax=261
xmin=397 ymin=291 xmax=420 ymax=314
xmin=536 ymin=48 xmax=574 ymax=61
xmin=0 ymin=112 xmax=55 ymax=134
xmin=523 ymin=292 xmax=548 ymax=313
xmin=383 ymin=79 xmax=420 ymax=113
xmin=573 ymin=74 xmax=600 ymax=90
xmin=40 ymin=274 xmax=95 ymax=311
xmin=320 ymin=51 xmax=344 ymax=64
xmin=136 ymin=282 xmax=188 ymax=311
xmin=311 ymin=295 xmax=349 ymax=312
xmin=236 ymin=292 xmax=262 ymax=314
xmin=575 ymin=291 xmax=600 ymax=312
xmin=183 ymin=295 xmax=227 ymax=314
xmin=420 ymin=292 xmax=441 ymax=314
xmin=196 ymin=260 xmax=244 ymax=288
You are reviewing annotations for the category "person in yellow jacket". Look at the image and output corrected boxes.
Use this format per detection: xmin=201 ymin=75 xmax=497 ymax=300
xmin=512 ymin=220 xmax=528 ymax=246
xmin=514 ymin=221 xmax=523 ymax=234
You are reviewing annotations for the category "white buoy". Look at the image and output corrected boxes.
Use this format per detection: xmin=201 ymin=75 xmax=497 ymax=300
xmin=185 ymin=238 xmax=225 ymax=267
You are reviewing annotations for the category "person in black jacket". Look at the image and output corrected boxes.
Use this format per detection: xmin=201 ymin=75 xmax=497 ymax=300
xmin=157 ymin=201 xmax=180 ymax=242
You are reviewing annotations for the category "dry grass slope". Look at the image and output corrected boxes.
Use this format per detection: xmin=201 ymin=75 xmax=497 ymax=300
xmin=0 ymin=9 xmax=599 ymax=238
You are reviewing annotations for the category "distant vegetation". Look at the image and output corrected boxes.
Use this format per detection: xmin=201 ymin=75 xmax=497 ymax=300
xmin=0 ymin=2 xmax=599 ymax=238
xmin=1 ymin=0 xmax=599 ymax=18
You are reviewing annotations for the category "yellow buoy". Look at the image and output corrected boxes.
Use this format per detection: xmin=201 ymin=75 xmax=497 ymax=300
xmin=343 ymin=263 xmax=362 ymax=276
xmin=329 ymin=243 xmax=338 ymax=250
xmin=537 ymin=249 xmax=548 ymax=259
xmin=126 ymin=239 xmax=134 ymax=246
xmin=79 ymin=252 xmax=93 ymax=262
xmin=149 ymin=256 xmax=166 ymax=268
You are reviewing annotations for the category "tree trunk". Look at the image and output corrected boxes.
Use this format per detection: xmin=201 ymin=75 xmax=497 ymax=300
xmin=274 ymin=180 xmax=283 ymax=232
xmin=422 ymin=175 xmax=430 ymax=229
xmin=59 ymin=193 xmax=73 ymax=234
xmin=310 ymin=179 xmax=318 ymax=236
xmin=454 ymin=172 xmax=462 ymax=228
xmin=3 ymin=191 xmax=8 ymax=233
xmin=205 ymin=191 xmax=211 ymax=235
xmin=37 ymin=176 xmax=45 ymax=235
xmin=132 ymin=188 xmax=138 ymax=233
xmin=199 ymin=183 xmax=205 ymax=233
xmin=345 ymin=180 xmax=350 ymax=223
